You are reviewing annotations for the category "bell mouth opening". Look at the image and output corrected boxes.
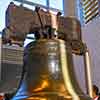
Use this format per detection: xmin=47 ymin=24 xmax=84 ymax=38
xmin=24 ymin=91 xmax=72 ymax=100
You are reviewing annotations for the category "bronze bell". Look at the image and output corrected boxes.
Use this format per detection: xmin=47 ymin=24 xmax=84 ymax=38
xmin=12 ymin=39 xmax=92 ymax=100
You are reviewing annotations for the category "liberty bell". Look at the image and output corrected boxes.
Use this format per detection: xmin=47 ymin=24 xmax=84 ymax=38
xmin=1 ymin=4 xmax=92 ymax=100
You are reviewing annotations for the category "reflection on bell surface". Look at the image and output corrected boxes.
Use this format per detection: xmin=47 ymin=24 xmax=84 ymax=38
xmin=12 ymin=39 xmax=91 ymax=100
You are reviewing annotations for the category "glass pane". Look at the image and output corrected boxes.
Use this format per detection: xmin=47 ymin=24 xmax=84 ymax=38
xmin=27 ymin=0 xmax=46 ymax=6
xmin=24 ymin=38 xmax=34 ymax=47
xmin=49 ymin=0 xmax=63 ymax=11
xmin=24 ymin=34 xmax=35 ymax=47
xmin=0 ymin=0 xmax=13 ymax=31
xmin=23 ymin=4 xmax=35 ymax=10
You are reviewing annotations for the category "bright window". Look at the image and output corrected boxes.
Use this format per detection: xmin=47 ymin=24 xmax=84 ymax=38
xmin=26 ymin=0 xmax=47 ymax=6
xmin=0 ymin=0 xmax=13 ymax=31
xmin=23 ymin=0 xmax=64 ymax=11
xmin=49 ymin=0 xmax=63 ymax=11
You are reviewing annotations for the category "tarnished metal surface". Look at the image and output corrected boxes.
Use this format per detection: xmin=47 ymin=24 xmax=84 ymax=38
xmin=12 ymin=39 xmax=91 ymax=100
